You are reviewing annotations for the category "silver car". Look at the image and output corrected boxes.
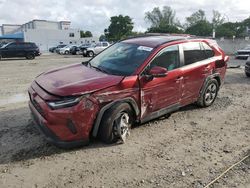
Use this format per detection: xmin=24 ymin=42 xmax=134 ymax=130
xmin=84 ymin=42 xmax=110 ymax=57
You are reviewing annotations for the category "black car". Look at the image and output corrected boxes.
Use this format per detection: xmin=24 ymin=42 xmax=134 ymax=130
xmin=0 ymin=42 xmax=40 ymax=60
xmin=245 ymin=56 xmax=250 ymax=77
xmin=49 ymin=44 xmax=67 ymax=53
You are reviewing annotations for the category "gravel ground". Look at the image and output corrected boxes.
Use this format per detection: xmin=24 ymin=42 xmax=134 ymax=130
xmin=0 ymin=54 xmax=249 ymax=188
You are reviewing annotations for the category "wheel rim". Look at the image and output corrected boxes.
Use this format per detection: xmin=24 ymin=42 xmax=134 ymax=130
xmin=205 ymin=83 xmax=217 ymax=105
xmin=89 ymin=52 xmax=93 ymax=57
xmin=113 ymin=112 xmax=130 ymax=143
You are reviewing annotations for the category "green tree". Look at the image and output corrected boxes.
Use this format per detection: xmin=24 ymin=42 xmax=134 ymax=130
xmin=145 ymin=6 xmax=181 ymax=33
xmin=105 ymin=15 xmax=134 ymax=41
xmin=186 ymin=9 xmax=206 ymax=27
xmin=186 ymin=20 xmax=213 ymax=36
xmin=185 ymin=9 xmax=212 ymax=36
xmin=80 ymin=30 xmax=93 ymax=38
xmin=99 ymin=34 xmax=106 ymax=41
xmin=216 ymin=22 xmax=236 ymax=38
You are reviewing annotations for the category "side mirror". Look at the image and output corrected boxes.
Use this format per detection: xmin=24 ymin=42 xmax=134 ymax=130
xmin=148 ymin=66 xmax=168 ymax=78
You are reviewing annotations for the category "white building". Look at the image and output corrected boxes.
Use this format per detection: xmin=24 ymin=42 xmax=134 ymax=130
xmin=0 ymin=20 xmax=97 ymax=52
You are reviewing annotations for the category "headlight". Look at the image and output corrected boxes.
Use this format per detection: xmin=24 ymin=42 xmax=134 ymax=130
xmin=47 ymin=97 xmax=81 ymax=110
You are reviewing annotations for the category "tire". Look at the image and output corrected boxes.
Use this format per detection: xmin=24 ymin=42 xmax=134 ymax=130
xmin=64 ymin=51 xmax=69 ymax=55
xmin=197 ymin=78 xmax=219 ymax=107
xmin=0 ymin=54 xmax=2 ymax=61
xmin=88 ymin=51 xmax=94 ymax=57
xmin=98 ymin=103 xmax=134 ymax=144
xmin=26 ymin=53 xmax=35 ymax=60
xmin=246 ymin=72 xmax=250 ymax=77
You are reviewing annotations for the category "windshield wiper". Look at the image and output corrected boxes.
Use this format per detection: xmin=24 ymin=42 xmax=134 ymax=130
xmin=85 ymin=62 xmax=109 ymax=74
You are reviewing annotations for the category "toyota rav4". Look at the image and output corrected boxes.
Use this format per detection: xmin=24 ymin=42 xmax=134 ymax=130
xmin=28 ymin=35 xmax=228 ymax=148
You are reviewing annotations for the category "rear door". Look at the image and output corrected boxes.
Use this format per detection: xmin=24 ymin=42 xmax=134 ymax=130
xmin=139 ymin=45 xmax=182 ymax=119
xmin=15 ymin=43 xmax=27 ymax=57
xmin=179 ymin=42 xmax=213 ymax=105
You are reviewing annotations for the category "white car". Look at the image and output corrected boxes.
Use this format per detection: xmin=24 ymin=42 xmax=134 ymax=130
xmin=84 ymin=42 xmax=110 ymax=57
xmin=59 ymin=45 xmax=77 ymax=55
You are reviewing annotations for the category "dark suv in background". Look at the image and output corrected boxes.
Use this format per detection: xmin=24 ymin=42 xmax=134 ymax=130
xmin=0 ymin=42 xmax=40 ymax=60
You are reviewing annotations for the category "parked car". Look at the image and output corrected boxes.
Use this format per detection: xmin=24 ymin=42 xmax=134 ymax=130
xmin=59 ymin=45 xmax=78 ymax=55
xmin=29 ymin=35 xmax=228 ymax=148
xmin=69 ymin=45 xmax=81 ymax=55
xmin=235 ymin=45 xmax=250 ymax=59
xmin=73 ymin=43 xmax=92 ymax=55
xmin=69 ymin=44 xmax=91 ymax=55
xmin=83 ymin=42 xmax=110 ymax=57
xmin=55 ymin=45 xmax=67 ymax=54
xmin=0 ymin=42 xmax=40 ymax=60
xmin=49 ymin=44 xmax=67 ymax=53
xmin=245 ymin=56 xmax=250 ymax=77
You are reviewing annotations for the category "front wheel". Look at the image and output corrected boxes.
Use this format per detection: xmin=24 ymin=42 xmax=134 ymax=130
xmin=98 ymin=103 xmax=134 ymax=144
xmin=26 ymin=53 xmax=35 ymax=60
xmin=64 ymin=50 xmax=69 ymax=55
xmin=197 ymin=79 xmax=219 ymax=107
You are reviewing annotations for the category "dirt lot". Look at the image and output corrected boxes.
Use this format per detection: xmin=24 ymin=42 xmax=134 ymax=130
xmin=0 ymin=55 xmax=249 ymax=188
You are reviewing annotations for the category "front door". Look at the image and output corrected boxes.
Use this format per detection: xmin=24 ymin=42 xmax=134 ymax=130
xmin=139 ymin=45 xmax=182 ymax=120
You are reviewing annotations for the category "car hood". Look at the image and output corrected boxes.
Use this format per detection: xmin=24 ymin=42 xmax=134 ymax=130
xmin=237 ymin=49 xmax=250 ymax=52
xmin=35 ymin=63 xmax=124 ymax=97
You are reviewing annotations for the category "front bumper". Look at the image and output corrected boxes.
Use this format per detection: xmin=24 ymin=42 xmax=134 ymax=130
xmin=29 ymin=102 xmax=89 ymax=148
xmin=27 ymin=82 xmax=100 ymax=148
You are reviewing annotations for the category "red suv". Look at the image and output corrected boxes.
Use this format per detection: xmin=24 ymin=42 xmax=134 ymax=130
xmin=28 ymin=35 xmax=228 ymax=148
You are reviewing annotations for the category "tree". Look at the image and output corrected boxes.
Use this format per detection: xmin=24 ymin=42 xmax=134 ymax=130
xmin=185 ymin=9 xmax=212 ymax=36
xmin=145 ymin=6 xmax=181 ymax=33
xmin=186 ymin=20 xmax=213 ymax=36
xmin=212 ymin=10 xmax=225 ymax=29
xmin=186 ymin=9 xmax=206 ymax=27
xmin=99 ymin=34 xmax=106 ymax=41
xmin=80 ymin=30 xmax=93 ymax=38
xmin=105 ymin=15 xmax=133 ymax=41
xmin=216 ymin=22 xmax=236 ymax=38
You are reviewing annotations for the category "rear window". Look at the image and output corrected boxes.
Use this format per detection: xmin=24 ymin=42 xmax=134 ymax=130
xmin=201 ymin=42 xmax=215 ymax=58
xmin=182 ymin=42 xmax=207 ymax=65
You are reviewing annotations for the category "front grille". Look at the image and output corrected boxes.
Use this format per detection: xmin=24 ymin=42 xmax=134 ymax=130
xmin=238 ymin=51 xmax=250 ymax=55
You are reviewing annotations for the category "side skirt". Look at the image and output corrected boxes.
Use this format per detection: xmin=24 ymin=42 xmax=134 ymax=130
xmin=140 ymin=103 xmax=181 ymax=124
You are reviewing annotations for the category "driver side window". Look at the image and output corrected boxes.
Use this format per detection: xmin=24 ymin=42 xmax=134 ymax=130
xmin=150 ymin=45 xmax=180 ymax=71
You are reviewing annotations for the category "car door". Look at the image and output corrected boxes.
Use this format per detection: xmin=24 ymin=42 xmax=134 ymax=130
xmin=139 ymin=45 xmax=182 ymax=120
xmin=179 ymin=42 xmax=213 ymax=105
xmin=4 ymin=43 xmax=18 ymax=57
xmin=95 ymin=43 xmax=105 ymax=54
xmin=15 ymin=43 xmax=26 ymax=57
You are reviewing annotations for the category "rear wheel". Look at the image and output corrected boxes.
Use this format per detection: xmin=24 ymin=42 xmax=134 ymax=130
xmin=88 ymin=51 xmax=94 ymax=57
xmin=246 ymin=72 xmax=250 ymax=77
xmin=197 ymin=79 xmax=219 ymax=107
xmin=26 ymin=53 xmax=35 ymax=60
xmin=98 ymin=103 xmax=134 ymax=144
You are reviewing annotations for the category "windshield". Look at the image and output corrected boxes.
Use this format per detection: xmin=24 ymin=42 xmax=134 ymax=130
xmin=89 ymin=42 xmax=153 ymax=76
xmin=0 ymin=43 xmax=10 ymax=49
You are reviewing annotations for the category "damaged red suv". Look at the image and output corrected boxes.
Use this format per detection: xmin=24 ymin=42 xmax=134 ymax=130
xmin=29 ymin=35 xmax=228 ymax=148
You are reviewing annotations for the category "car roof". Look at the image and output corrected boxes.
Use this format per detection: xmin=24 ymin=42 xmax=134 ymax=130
xmin=122 ymin=34 xmax=192 ymax=48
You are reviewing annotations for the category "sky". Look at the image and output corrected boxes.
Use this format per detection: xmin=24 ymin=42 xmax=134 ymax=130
xmin=0 ymin=0 xmax=250 ymax=36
